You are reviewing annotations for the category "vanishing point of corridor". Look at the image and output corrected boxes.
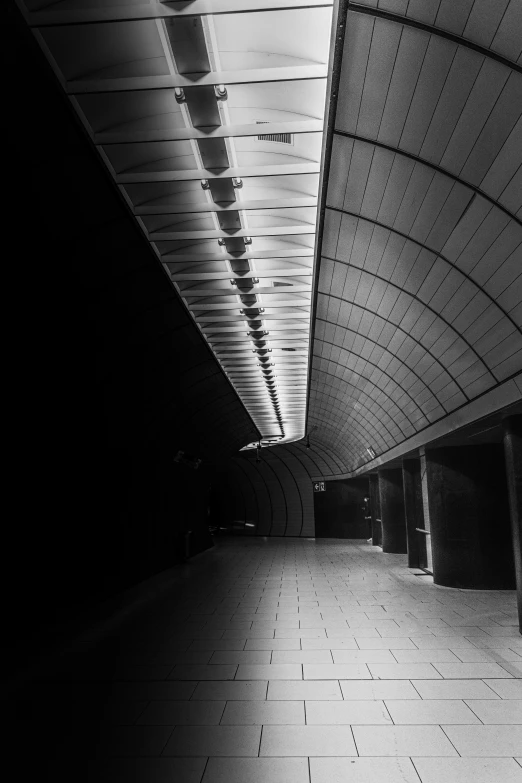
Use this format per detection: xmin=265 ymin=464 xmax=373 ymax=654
xmin=85 ymin=538 xmax=522 ymax=783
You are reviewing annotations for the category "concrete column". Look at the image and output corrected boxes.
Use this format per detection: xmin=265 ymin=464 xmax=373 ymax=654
xmin=402 ymin=458 xmax=423 ymax=568
xmin=369 ymin=473 xmax=381 ymax=546
xmin=378 ymin=468 xmax=407 ymax=554
xmin=425 ymin=445 xmax=516 ymax=590
xmin=503 ymin=416 xmax=522 ymax=634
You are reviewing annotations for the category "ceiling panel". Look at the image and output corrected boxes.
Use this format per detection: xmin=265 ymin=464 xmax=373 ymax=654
xmin=19 ymin=0 xmax=334 ymax=449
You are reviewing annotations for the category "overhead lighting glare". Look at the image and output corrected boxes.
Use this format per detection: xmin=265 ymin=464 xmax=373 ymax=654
xmin=367 ymin=447 xmax=376 ymax=459
xmin=174 ymin=87 xmax=186 ymax=104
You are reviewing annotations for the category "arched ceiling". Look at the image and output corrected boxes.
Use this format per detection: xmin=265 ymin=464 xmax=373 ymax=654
xmin=17 ymin=0 xmax=334 ymax=447
xmin=307 ymin=0 xmax=522 ymax=475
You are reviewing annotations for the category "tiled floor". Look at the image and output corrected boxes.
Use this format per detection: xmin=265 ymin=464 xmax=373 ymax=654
xmin=26 ymin=537 xmax=522 ymax=782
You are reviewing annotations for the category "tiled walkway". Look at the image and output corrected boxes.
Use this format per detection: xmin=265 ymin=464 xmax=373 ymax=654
xmin=52 ymin=538 xmax=522 ymax=781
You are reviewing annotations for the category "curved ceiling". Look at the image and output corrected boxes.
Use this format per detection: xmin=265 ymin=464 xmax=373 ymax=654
xmin=18 ymin=0 xmax=334 ymax=447
xmin=307 ymin=0 xmax=522 ymax=474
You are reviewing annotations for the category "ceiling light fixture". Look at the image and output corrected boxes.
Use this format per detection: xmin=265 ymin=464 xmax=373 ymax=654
xmin=174 ymin=87 xmax=186 ymax=103
xmin=215 ymin=83 xmax=228 ymax=100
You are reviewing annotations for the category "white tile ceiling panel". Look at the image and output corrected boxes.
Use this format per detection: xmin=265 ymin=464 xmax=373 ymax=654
xmin=23 ymin=1 xmax=335 ymax=448
xmin=309 ymin=2 xmax=522 ymax=472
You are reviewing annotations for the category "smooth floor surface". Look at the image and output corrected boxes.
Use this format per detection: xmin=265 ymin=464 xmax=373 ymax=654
xmin=23 ymin=538 xmax=522 ymax=782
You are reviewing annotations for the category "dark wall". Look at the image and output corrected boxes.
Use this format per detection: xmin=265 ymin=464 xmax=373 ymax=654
xmin=4 ymin=6 xmax=258 ymax=666
xmin=210 ymin=445 xmax=316 ymax=537
xmin=378 ymin=469 xmax=408 ymax=554
xmin=314 ymin=478 xmax=370 ymax=539
xmin=426 ymin=445 xmax=516 ymax=589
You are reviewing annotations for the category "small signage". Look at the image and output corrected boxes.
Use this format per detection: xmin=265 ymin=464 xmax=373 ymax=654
xmin=313 ymin=481 xmax=326 ymax=492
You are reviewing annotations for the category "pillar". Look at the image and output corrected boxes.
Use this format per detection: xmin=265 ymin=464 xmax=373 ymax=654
xmin=425 ymin=445 xmax=516 ymax=590
xmin=503 ymin=416 xmax=522 ymax=634
xmin=369 ymin=473 xmax=381 ymax=546
xmin=402 ymin=458 xmax=423 ymax=568
xmin=378 ymin=468 xmax=407 ymax=554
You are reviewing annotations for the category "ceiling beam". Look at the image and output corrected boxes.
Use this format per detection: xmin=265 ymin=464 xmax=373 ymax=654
xmin=163 ymin=249 xmax=314 ymax=261
xmin=117 ymin=163 xmax=320 ymax=183
xmin=27 ymin=1 xmax=334 ymax=26
xmin=97 ymin=120 xmax=323 ymax=145
xmin=136 ymin=197 xmax=317 ymax=215
xmin=172 ymin=268 xmax=313 ymax=281
xmin=196 ymin=312 xmax=311 ymax=321
xmin=68 ymin=65 xmax=327 ymax=95
xmin=190 ymin=300 xmax=311 ymax=309
xmin=151 ymin=225 xmax=315 ymax=240
xmin=182 ymin=284 xmax=312 ymax=296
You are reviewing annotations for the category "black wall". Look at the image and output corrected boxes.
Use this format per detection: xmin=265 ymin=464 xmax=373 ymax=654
xmin=4 ymin=6 xmax=258 ymax=670
xmin=314 ymin=478 xmax=370 ymax=538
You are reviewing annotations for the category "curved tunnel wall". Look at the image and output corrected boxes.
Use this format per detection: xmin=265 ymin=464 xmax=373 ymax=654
xmin=211 ymin=441 xmax=339 ymax=537
xmin=307 ymin=0 xmax=522 ymax=476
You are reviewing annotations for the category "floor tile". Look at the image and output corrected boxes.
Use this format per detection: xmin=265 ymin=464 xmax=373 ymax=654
xmin=332 ymin=650 xmax=395 ymax=663
xmin=411 ymin=680 xmax=500 ymax=699
xmin=355 ymin=638 xmax=417 ymax=649
xmin=385 ymin=699 xmax=480 ymax=724
xmin=189 ymin=639 xmax=247 ymax=651
xmin=202 ymin=757 xmax=309 ymax=783
xmin=235 ymin=664 xmax=302 ymax=680
xmin=260 ymin=725 xmax=357 ymax=756
xmin=309 ymin=757 xmax=421 ymax=783
xmin=87 ymin=757 xmax=208 ymax=783
xmin=464 ymin=699 xmax=522 ymax=723
xmin=163 ymin=725 xmax=261 ymax=756
xmin=95 ymin=725 xmax=174 ymax=757
xmin=109 ymin=681 xmax=197 ymax=701
xmin=268 ymin=680 xmax=343 ymax=700
xmin=301 ymin=638 xmax=358 ymax=650
xmin=275 ymin=629 xmax=326 ymax=638
xmin=304 ymin=664 xmax=371 ymax=679
xmin=452 ymin=649 xmax=522 ymax=662
xmin=442 ymin=725 xmax=522 ymax=756
xmin=244 ymin=639 xmax=301 ymax=650
xmin=390 ymin=649 xmax=461 ymax=663
xmin=271 ymin=650 xmax=333 ymax=664
xmin=483 ymin=679 xmax=522 ymax=698
xmin=340 ymin=680 xmax=420 ymax=700
xmin=369 ymin=663 xmax=442 ymax=679
xmin=209 ymin=651 xmax=271 ymax=665
xmin=221 ymin=700 xmax=305 ymax=725
xmin=137 ymin=700 xmax=226 ymax=725
xmin=433 ymin=662 xmax=514 ymax=679
xmin=353 ymin=725 xmax=458 ymax=756
xmin=411 ymin=637 xmax=477 ymax=649
xmin=411 ymin=757 xmax=522 ymax=783
xmin=191 ymin=681 xmax=267 ymax=700
xmin=169 ymin=665 xmax=237 ymax=680
xmin=305 ymin=699 xmax=392 ymax=724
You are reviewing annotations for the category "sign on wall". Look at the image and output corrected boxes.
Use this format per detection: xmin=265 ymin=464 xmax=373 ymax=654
xmin=313 ymin=481 xmax=326 ymax=492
